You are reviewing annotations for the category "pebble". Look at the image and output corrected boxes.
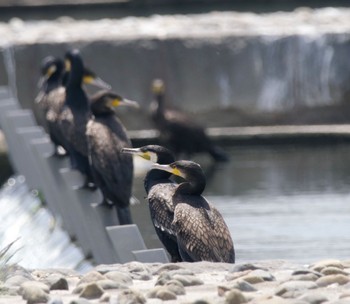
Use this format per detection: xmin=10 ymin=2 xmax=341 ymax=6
xmin=310 ymin=260 xmax=344 ymax=272
xmin=225 ymin=289 xmax=247 ymax=304
xmin=105 ymin=271 xmax=133 ymax=285
xmin=79 ymin=282 xmax=104 ymax=299
xmin=117 ymin=288 xmax=146 ymax=304
xmin=275 ymin=281 xmax=318 ymax=296
xmin=20 ymin=283 xmax=50 ymax=304
xmin=298 ymin=292 xmax=329 ymax=304
xmin=1 ymin=260 xmax=350 ymax=303
xmin=316 ymin=274 xmax=350 ymax=287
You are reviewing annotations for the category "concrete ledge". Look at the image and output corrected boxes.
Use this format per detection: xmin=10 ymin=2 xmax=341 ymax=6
xmin=129 ymin=124 xmax=350 ymax=147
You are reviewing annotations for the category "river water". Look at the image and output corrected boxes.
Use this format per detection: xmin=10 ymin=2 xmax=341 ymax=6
xmin=1 ymin=143 xmax=350 ymax=269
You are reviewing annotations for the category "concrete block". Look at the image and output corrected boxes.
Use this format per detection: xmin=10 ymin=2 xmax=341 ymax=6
xmin=16 ymin=126 xmax=46 ymax=190
xmin=106 ymin=224 xmax=146 ymax=263
xmin=31 ymin=141 xmax=77 ymax=239
xmin=133 ymin=248 xmax=169 ymax=263
xmin=1 ymin=109 xmax=36 ymax=173
xmin=0 ymin=86 xmax=11 ymax=99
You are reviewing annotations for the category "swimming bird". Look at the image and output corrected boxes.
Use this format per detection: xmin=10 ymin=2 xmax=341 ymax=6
xmin=150 ymin=79 xmax=229 ymax=162
xmin=58 ymin=49 xmax=110 ymax=189
xmin=86 ymin=91 xmax=139 ymax=225
xmin=121 ymin=145 xmax=182 ymax=262
xmin=151 ymin=160 xmax=235 ymax=263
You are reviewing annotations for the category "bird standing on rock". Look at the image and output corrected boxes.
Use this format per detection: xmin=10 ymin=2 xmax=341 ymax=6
xmin=58 ymin=49 xmax=110 ymax=189
xmin=121 ymin=145 xmax=182 ymax=262
xmin=151 ymin=159 xmax=235 ymax=263
xmin=86 ymin=91 xmax=139 ymax=225
xmin=150 ymin=79 xmax=229 ymax=162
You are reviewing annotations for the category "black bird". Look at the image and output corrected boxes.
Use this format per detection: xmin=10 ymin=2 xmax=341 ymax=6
xmin=86 ymin=91 xmax=139 ymax=225
xmin=58 ymin=49 xmax=110 ymax=188
xmin=151 ymin=160 xmax=235 ymax=263
xmin=150 ymin=79 xmax=229 ymax=162
xmin=35 ymin=56 xmax=67 ymax=156
xmin=121 ymin=145 xmax=183 ymax=262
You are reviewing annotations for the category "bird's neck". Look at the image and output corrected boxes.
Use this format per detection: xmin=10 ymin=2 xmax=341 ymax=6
xmin=65 ymin=87 xmax=89 ymax=110
xmin=175 ymin=179 xmax=206 ymax=196
xmin=155 ymin=94 xmax=166 ymax=116
xmin=144 ymin=169 xmax=172 ymax=193
xmin=46 ymin=75 xmax=62 ymax=93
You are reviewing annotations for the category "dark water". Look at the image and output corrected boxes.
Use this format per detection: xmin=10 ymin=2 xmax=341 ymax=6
xmin=131 ymin=143 xmax=350 ymax=264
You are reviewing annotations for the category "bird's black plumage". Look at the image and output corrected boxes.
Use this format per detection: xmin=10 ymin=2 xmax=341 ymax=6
xmin=36 ymin=56 xmax=68 ymax=156
xmin=58 ymin=49 xmax=97 ymax=188
xmin=150 ymin=79 xmax=229 ymax=162
xmin=152 ymin=160 xmax=235 ymax=263
xmin=121 ymin=145 xmax=182 ymax=262
xmin=86 ymin=91 xmax=138 ymax=225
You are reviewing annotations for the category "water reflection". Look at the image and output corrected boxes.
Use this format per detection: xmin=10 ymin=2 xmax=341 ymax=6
xmin=132 ymin=144 xmax=350 ymax=263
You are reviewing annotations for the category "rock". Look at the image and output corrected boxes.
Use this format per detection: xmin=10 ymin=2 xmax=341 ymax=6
xmin=292 ymin=270 xmax=322 ymax=277
xmin=78 ymin=271 xmax=105 ymax=285
xmin=96 ymin=279 xmax=127 ymax=290
xmin=298 ymin=292 xmax=328 ymax=304
xmin=320 ymin=267 xmax=348 ymax=276
xmin=19 ymin=281 xmax=50 ymax=295
xmin=69 ymin=299 xmax=92 ymax=304
xmin=156 ymin=288 xmax=177 ymax=301
xmin=79 ymin=283 xmax=104 ymax=299
xmin=105 ymin=271 xmax=133 ymax=285
xmin=123 ymin=262 xmax=152 ymax=281
xmin=117 ymin=288 xmax=146 ymax=304
xmin=5 ymin=275 xmax=32 ymax=287
xmin=310 ymin=259 xmax=344 ymax=272
xmin=172 ymin=274 xmax=204 ymax=286
xmin=155 ymin=273 xmax=172 ymax=286
xmin=225 ymin=289 xmax=247 ymax=304
xmin=292 ymin=274 xmax=320 ymax=281
xmin=239 ymin=274 xmax=264 ymax=284
xmin=218 ymin=280 xmax=257 ymax=296
xmin=100 ymin=292 xmax=111 ymax=302
xmin=20 ymin=283 xmax=50 ymax=304
xmin=340 ymin=291 xmax=350 ymax=298
xmin=275 ymin=281 xmax=318 ymax=296
xmin=230 ymin=263 xmax=265 ymax=273
xmin=247 ymin=269 xmax=275 ymax=281
xmin=164 ymin=280 xmax=185 ymax=295
xmin=316 ymin=274 xmax=350 ymax=287
xmin=49 ymin=277 xmax=69 ymax=290
xmin=154 ymin=264 xmax=184 ymax=275
xmin=48 ymin=298 xmax=63 ymax=304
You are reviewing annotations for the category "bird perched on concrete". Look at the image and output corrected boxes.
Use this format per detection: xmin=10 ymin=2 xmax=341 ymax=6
xmin=36 ymin=56 xmax=67 ymax=156
xmin=151 ymin=159 xmax=235 ymax=263
xmin=58 ymin=49 xmax=110 ymax=189
xmin=86 ymin=90 xmax=139 ymax=225
xmin=121 ymin=145 xmax=182 ymax=262
xmin=150 ymin=79 xmax=229 ymax=162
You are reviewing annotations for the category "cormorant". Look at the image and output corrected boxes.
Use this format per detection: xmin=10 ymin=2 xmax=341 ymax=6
xmin=150 ymin=79 xmax=229 ymax=162
xmin=121 ymin=145 xmax=182 ymax=262
xmin=86 ymin=91 xmax=139 ymax=225
xmin=58 ymin=49 xmax=110 ymax=188
xmin=151 ymin=160 xmax=235 ymax=263
xmin=35 ymin=56 xmax=67 ymax=156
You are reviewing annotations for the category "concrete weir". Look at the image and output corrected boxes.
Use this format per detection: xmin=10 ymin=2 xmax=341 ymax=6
xmin=0 ymin=7 xmax=350 ymax=125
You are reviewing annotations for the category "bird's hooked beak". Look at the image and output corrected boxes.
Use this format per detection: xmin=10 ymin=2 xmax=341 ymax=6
xmin=151 ymin=163 xmax=184 ymax=178
xmin=112 ymin=98 xmax=139 ymax=109
xmin=83 ymin=75 xmax=111 ymax=90
xmin=37 ymin=65 xmax=57 ymax=90
xmin=121 ymin=147 xmax=151 ymax=160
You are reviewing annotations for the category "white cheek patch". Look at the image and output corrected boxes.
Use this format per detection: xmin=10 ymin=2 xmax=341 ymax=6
xmin=149 ymin=153 xmax=158 ymax=163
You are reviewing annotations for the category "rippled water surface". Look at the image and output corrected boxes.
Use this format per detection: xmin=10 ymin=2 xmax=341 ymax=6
xmin=1 ymin=143 xmax=350 ymax=268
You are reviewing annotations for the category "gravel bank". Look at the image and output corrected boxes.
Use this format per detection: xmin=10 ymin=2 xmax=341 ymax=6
xmin=1 ymin=259 xmax=350 ymax=303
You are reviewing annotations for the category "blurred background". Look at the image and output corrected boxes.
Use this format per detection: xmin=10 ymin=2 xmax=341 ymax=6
xmin=0 ymin=0 xmax=350 ymax=270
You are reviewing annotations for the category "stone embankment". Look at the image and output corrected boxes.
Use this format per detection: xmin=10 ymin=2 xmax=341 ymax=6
xmin=1 ymin=259 xmax=350 ymax=303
